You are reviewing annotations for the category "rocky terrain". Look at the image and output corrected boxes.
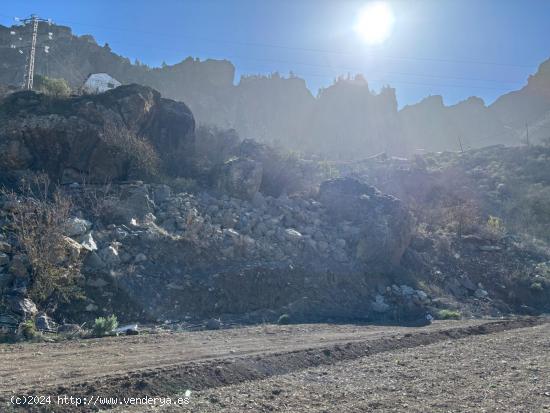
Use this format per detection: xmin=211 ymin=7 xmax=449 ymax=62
xmin=2 ymin=22 xmax=550 ymax=158
xmin=0 ymin=82 xmax=548 ymax=338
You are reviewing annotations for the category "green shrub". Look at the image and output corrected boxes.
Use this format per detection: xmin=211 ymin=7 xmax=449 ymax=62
xmin=34 ymin=75 xmax=71 ymax=97
xmin=20 ymin=320 xmax=37 ymax=340
xmin=92 ymin=315 xmax=118 ymax=337
xmin=277 ymin=314 xmax=291 ymax=325
xmin=530 ymin=282 xmax=544 ymax=292
xmin=437 ymin=309 xmax=461 ymax=320
xmin=486 ymin=215 xmax=505 ymax=238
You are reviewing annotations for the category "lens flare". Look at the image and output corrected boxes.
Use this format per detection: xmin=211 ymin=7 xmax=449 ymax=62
xmin=354 ymin=2 xmax=395 ymax=45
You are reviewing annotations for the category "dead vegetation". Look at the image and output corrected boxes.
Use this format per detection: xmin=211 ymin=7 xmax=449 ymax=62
xmin=1 ymin=175 xmax=83 ymax=310
xmin=102 ymin=124 xmax=161 ymax=180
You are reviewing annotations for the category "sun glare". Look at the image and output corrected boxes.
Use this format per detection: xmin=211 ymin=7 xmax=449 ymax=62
xmin=354 ymin=2 xmax=395 ymax=45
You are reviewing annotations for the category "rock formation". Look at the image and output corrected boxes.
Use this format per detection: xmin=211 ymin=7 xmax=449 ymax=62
xmin=3 ymin=22 xmax=550 ymax=159
xmin=0 ymin=84 xmax=195 ymax=183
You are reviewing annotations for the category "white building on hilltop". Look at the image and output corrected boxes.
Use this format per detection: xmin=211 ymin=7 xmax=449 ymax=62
xmin=82 ymin=73 xmax=121 ymax=94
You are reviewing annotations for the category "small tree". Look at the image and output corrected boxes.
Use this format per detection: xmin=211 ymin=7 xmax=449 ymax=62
xmin=34 ymin=75 xmax=71 ymax=97
xmin=92 ymin=315 xmax=118 ymax=337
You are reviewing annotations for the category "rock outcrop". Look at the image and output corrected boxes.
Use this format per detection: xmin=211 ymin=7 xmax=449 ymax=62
xmin=215 ymin=158 xmax=263 ymax=200
xmin=0 ymin=84 xmax=195 ymax=183
xmin=319 ymin=178 xmax=414 ymax=268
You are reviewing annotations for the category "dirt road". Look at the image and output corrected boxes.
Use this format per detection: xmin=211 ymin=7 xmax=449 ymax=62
xmin=145 ymin=322 xmax=550 ymax=413
xmin=0 ymin=318 xmax=546 ymax=412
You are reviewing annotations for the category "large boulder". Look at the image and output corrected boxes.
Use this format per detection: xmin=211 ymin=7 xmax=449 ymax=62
xmin=0 ymin=84 xmax=195 ymax=182
xmin=216 ymin=157 xmax=263 ymax=200
xmin=319 ymin=177 xmax=414 ymax=269
xmin=101 ymin=182 xmax=156 ymax=224
xmin=64 ymin=217 xmax=92 ymax=237
xmin=6 ymin=295 xmax=38 ymax=319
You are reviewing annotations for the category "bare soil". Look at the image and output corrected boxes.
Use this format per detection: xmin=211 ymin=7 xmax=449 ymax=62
xmin=0 ymin=318 xmax=546 ymax=412
xmin=150 ymin=322 xmax=550 ymax=413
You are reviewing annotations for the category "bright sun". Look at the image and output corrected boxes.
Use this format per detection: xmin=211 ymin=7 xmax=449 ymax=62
xmin=354 ymin=2 xmax=395 ymax=45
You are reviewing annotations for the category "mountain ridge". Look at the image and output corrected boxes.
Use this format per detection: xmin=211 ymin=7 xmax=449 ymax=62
xmin=1 ymin=22 xmax=550 ymax=157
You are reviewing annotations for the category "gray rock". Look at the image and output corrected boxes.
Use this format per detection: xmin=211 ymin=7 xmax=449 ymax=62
xmin=36 ymin=313 xmax=55 ymax=331
xmin=153 ymin=184 xmax=172 ymax=203
xmin=99 ymin=244 xmax=120 ymax=266
xmin=319 ymin=177 xmax=414 ymax=269
xmin=415 ymin=290 xmax=429 ymax=302
xmin=0 ymin=252 xmax=9 ymax=267
xmin=459 ymin=275 xmax=477 ymax=291
xmin=285 ymin=228 xmax=303 ymax=240
xmin=371 ymin=294 xmax=390 ymax=313
xmin=205 ymin=318 xmax=221 ymax=330
xmin=62 ymin=236 xmax=84 ymax=262
xmin=474 ymin=288 xmax=489 ymax=298
xmin=83 ymin=251 xmax=105 ymax=270
xmin=105 ymin=184 xmax=156 ymax=225
xmin=0 ymin=241 xmax=12 ymax=253
xmin=112 ymin=227 xmax=129 ymax=241
xmin=78 ymin=232 xmax=98 ymax=251
xmin=65 ymin=217 xmax=92 ymax=237
xmin=7 ymin=295 xmax=38 ymax=318
xmin=400 ymin=285 xmax=415 ymax=296
xmin=134 ymin=253 xmax=147 ymax=263
xmin=479 ymin=245 xmax=502 ymax=252
xmin=251 ymin=192 xmax=267 ymax=209
xmin=318 ymin=241 xmax=329 ymax=252
xmin=335 ymin=238 xmax=347 ymax=248
xmin=216 ymin=157 xmax=263 ymax=200
xmin=222 ymin=212 xmax=237 ymax=229
xmin=85 ymin=303 xmax=99 ymax=312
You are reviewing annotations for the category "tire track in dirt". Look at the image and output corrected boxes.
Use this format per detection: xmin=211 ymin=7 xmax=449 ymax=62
xmin=2 ymin=317 xmax=545 ymax=412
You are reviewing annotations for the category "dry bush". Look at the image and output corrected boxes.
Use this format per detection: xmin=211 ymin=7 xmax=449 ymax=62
xmin=72 ymin=176 xmax=119 ymax=222
xmin=2 ymin=175 xmax=83 ymax=308
xmin=102 ymin=124 xmax=161 ymax=180
xmin=444 ymin=199 xmax=481 ymax=238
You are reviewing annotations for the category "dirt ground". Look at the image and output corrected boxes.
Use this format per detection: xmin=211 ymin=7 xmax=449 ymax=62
xmin=0 ymin=318 xmax=547 ymax=412
xmin=122 ymin=323 xmax=550 ymax=413
xmin=0 ymin=320 xmax=490 ymax=394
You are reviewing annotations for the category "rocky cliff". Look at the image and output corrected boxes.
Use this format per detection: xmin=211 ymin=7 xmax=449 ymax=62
xmin=3 ymin=22 xmax=549 ymax=159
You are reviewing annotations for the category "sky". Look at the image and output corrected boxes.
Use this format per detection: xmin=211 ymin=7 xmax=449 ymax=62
xmin=1 ymin=0 xmax=549 ymax=108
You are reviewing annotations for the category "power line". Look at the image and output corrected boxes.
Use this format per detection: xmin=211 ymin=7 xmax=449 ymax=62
xmin=0 ymin=14 xmax=544 ymax=97
xmin=107 ymin=38 xmax=526 ymax=87
xmin=0 ymin=13 xmax=540 ymax=91
xmin=5 ymin=14 xmax=539 ymax=70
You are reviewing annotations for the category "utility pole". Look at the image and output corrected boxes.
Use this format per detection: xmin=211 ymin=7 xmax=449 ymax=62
xmin=10 ymin=14 xmax=53 ymax=90
xmin=26 ymin=16 xmax=39 ymax=90
xmin=525 ymin=122 xmax=530 ymax=147
xmin=457 ymin=136 xmax=464 ymax=153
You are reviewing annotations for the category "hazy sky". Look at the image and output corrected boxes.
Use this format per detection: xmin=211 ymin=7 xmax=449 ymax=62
xmin=1 ymin=0 xmax=549 ymax=107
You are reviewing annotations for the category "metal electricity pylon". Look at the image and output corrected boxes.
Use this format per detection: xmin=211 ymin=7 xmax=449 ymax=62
xmin=10 ymin=14 xmax=53 ymax=90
